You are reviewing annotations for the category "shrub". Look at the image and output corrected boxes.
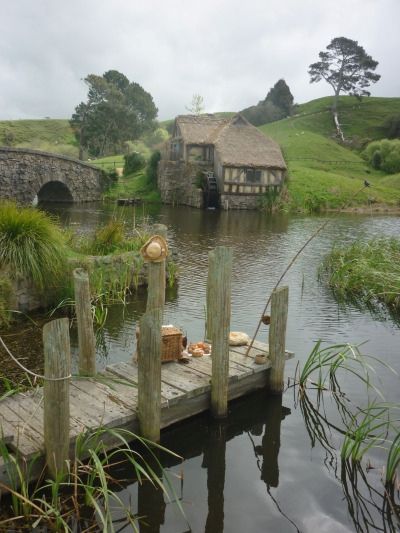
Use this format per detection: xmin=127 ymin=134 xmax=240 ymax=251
xmin=0 ymin=201 xmax=67 ymax=289
xmin=146 ymin=150 xmax=161 ymax=188
xmin=123 ymin=152 xmax=146 ymax=176
xmin=363 ymin=139 xmax=400 ymax=174
xmin=383 ymin=114 xmax=400 ymax=139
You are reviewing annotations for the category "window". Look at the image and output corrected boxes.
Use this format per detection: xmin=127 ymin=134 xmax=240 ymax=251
xmin=246 ymin=169 xmax=262 ymax=183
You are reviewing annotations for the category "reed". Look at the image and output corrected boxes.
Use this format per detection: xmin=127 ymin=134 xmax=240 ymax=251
xmin=321 ymin=238 xmax=400 ymax=314
xmin=385 ymin=431 xmax=400 ymax=485
xmin=296 ymin=341 xmax=389 ymax=397
xmin=0 ymin=426 xmax=184 ymax=531
xmin=341 ymin=403 xmax=391 ymax=462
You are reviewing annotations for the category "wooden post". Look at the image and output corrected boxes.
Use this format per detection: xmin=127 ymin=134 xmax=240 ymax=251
xmin=43 ymin=318 xmax=71 ymax=479
xmin=73 ymin=268 xmax=96 ymax=376
xmin=137 ymin=223 xmax=167 ymax=442
xmin=268 ymin=286 xmax=289 ymax=393
xmin=138 ymin=310 xmax=162 ymax=442
xmin=205 ymin=249 xmax=215 ymax=342
xmin=204 ymin=421 xmax=227 ymax=532
xmin=146 ymin=224 xmax=167 ymax=317
xmin=210 ymin=246 xmax=232 ymax=418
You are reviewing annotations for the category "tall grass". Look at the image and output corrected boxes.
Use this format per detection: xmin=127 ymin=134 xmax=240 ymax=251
xmin=0 ymin=201 xmax=67 ymax=289
xmin=0 ymin=426 xmax=184 ymax=531
xmin=321 ymin=238 xmax=400 ymax=314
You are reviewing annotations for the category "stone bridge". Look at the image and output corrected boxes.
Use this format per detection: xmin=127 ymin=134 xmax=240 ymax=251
xmin=0 ymin=147 xmax=108 ymax=204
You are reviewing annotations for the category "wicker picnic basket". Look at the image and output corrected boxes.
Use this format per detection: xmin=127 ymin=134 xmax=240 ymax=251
xmin=135 ymin=325 xmax=183 ymax=363
xmin=160 ymin=326 xmax=183 ymax=362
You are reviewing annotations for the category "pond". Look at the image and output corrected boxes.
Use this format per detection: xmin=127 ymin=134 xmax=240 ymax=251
xmin=4 ymin=203 xmax=400 ymax=531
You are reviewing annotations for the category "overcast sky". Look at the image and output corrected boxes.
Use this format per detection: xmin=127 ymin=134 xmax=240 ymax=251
xmin=1 ymin=0 xmax=399 ymax=121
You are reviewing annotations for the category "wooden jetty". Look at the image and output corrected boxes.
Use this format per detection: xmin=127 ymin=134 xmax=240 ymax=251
xmin=0 ymin=341 xmax=293 ymax=473
xmin=0 ymin=226 xmax=294 ymax=489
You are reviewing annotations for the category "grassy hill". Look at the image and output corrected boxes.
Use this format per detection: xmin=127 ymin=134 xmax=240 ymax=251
xmin=0 ymin=119 xmax=78 ymax=157
xmin=261 ymin=96 xmax=400 ymax=211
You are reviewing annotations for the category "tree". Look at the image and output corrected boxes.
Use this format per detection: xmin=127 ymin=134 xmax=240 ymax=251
xmin=70 ymin=70 xmax=158 ymax=158
xmin=241 ymin=79 xmax=294 ymax=126
xmin=264 ymin=79 xmax=294 ymax=116
xmin=185 ymin=94 xmax=205 ymax=115
xmin=308 ymin=37 xmax=380 ymax=113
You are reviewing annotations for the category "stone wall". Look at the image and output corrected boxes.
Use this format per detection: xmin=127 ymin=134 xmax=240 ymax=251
xmin=4 ymin=250 xmax=177 ymax=314
xmin=158 ymin=158 xmax=206 ymax=208
xmin=219 ymin=194 xmax=264 ymax=210
xmin=0 ymin=147 xmax=107 ymax=204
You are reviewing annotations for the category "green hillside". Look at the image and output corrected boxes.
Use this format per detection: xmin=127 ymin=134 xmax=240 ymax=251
xmin=261 ymin=96 xmax=400 ymax=211
xmin=0 ymin=119 xmax=78 ymax=157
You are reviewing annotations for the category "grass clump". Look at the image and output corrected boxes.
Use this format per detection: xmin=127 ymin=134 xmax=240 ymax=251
xmin=321 ymin=238 xmax=400 ymax=313
xmin=0 ymin=426 xmax=184 ymax=531
xmin=0 ymin=201 xmax=67 ymax=289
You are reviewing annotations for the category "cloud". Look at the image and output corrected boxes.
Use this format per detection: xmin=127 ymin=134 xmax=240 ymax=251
xmin=0 ymin=0 xmax=398 ymax=120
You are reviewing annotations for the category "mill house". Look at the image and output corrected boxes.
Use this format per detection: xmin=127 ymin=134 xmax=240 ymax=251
xmin=158 ymin=113 xmax=287 ymax=209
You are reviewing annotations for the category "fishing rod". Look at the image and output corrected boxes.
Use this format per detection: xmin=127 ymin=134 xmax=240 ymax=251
xmin=245 ymin=180 xmax=371 ymax=357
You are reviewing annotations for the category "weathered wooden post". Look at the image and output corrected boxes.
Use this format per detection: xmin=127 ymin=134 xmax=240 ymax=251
xmin=268 ymin=286 xmax=289 ymax=393
xmin=205 ymin=249 xmax=215 ymax=343
xmin=73 ymin=268 xmax=96 ymax=376
xmin=146 ymin=224 xmax=167 ymax=317
xmin=137 ymin=224 xmax=168 ymax=442
xmin=43 ymin=318 xmax=71 ymax=478
xmin=209 ymin=246 xmax=232 ymax=418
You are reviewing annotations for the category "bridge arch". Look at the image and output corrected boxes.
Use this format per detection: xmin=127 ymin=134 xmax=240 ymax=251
xmin=0 ymin=147 xmax=107 ymax=204
xmin=37 ymin=180 xmax=74 ymax=203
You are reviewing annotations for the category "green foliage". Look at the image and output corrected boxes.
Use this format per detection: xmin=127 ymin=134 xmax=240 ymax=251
xmin=309 ymin=37 xmax=380 ymax=110
xmin=142 ymin=127 xmax=169 ymax=148
xmin=0 ymin=201 xmax=67 ymax=289
xmin=264 ymin=79 xmax=294 ymax=116
xmin=363 ymin=139 xmax=400 ymax=173
xmin=241 ymin=79 xmax=294 ymax=126
xmin=146 ymin=150 xmax=161 ymax=188
xmin=123 ymin=152 xmax=146 ymax=176
xmin=383 ymin=114 xmax=400 ymax=139
xmin=321 ymin=238 xmax=400 ymax=313
xmin=70 ymin=70 xmax=158 ymax=157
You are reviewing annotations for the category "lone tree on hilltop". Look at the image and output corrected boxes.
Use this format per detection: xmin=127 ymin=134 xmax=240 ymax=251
xmin=185 ymin=94 xmax=205 ymax=115
xmin=309 ymin=37 xmax=380 ymax=110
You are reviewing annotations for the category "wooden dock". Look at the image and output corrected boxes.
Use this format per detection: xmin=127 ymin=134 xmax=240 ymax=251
xmin=0 ymin=340 xmax=293 ymax=468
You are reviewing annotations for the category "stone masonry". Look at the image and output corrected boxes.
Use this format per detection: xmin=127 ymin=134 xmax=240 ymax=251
xmin=0 ymin=147 xmax=107 ymax=204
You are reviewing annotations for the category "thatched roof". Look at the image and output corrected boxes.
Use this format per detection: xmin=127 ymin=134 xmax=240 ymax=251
xmin=174 ymin=114 xmax=286 ymax=169
xmin=174 ymin=114 xmax=230 ymax=145
xmin=214 ymin=115 xmax=286 ymax=169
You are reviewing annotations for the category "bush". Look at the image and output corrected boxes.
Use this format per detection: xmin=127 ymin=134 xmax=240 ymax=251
xmin=146 ymin=150 xmax=161 ymax=188
xmin=123 ymin=152 xmax=146 ymax=176
xmin=0 ymin=201 xmax=67 ymax=289
xmin=383 ymin=114 xmax=400 ymax=139
xmin=363 ymin=139 xmax=400 ymax=174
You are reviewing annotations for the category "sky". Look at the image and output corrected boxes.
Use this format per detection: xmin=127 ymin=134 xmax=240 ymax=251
xmin=0 ymin=0 xmax=399 ymax=121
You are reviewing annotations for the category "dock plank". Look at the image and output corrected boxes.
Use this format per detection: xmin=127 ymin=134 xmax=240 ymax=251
xmin=106 ymin=362 xmax=184 ymax=405
xmin=70 ymin=380 xmax=134 ymax=430
xmin=187 ymin=354 xmax=250 ymax=381
xmin=160 ymin=363 xmax=210 ymax=397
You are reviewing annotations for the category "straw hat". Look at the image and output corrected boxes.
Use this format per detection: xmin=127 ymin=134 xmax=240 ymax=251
xmin=140 ymin=235 xmax=169 ymax=262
